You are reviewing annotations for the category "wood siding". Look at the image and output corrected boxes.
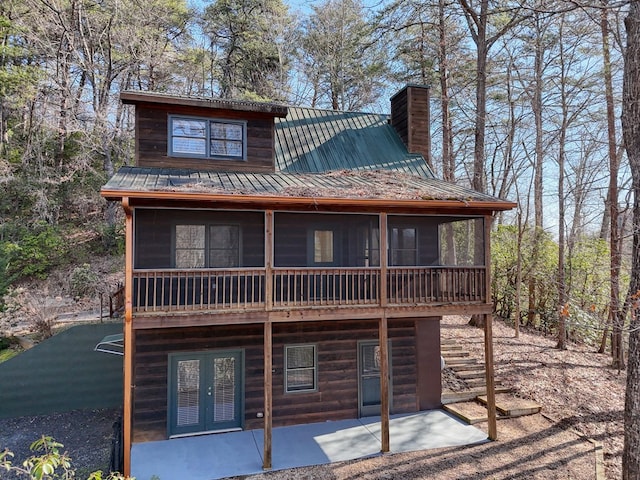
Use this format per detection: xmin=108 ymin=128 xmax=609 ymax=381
xmin=135 ymin=104 xmax=276 ymax=172
xmin=131 ymin=318 xmax=439 ymax=443
xmin=390 ymin=86 xmax=431 ymax=167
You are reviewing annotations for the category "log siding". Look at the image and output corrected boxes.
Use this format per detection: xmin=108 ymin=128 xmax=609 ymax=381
xmin=131 ymin=318 xmax=437 ymax=443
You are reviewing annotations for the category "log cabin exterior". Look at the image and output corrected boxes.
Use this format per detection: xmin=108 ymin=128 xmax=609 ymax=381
xmin=101 ymin=86 xmax=515 ymax=476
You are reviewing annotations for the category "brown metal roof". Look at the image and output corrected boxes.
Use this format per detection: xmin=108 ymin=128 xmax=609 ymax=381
xmin=120 ymin=91 xmax=289 ymax=117
xmin=102 ymin=166 xmax=515 ymax=211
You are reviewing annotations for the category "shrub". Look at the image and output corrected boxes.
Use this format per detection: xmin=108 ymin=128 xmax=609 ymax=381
xmin=0 ymin=435 xmax=130 ymax=480
xmin=70 ymin=264 xmax=100 ymax=298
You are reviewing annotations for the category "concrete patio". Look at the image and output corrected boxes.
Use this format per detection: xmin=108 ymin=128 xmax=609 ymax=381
xmin=131 ymin=410 xmax=488 ymax=480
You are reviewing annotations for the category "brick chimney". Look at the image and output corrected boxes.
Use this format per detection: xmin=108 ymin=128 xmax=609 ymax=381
xmin=390 ymin=85 xmax=432 ymax=170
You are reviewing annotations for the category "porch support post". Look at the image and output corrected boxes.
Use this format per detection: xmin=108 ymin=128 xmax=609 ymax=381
xmin=122 ymin=197 xmax=134 ymax=477
xmin=483 ymin=313 xmax=497 ymax=440
xmin=263 ymin=320 xmax=273 ymax=470
xmin=482 ymin=215 xmax=497 ymax=440
xmin=263 ymin=210 xmax=274 ymax=470
xmin=379 ymin=314 xmax=390 ymax=453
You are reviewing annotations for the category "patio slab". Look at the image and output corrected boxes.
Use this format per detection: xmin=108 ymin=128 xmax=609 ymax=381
xmin=131 ymin=410 xmax=488 ymax=480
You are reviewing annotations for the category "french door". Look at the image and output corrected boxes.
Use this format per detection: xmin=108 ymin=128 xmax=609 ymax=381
xmin=168 ymin=350 xmax=243 ymax=437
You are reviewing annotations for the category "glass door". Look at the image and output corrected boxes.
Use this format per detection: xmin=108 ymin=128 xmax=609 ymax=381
xmin=169 ymin=350 xmax=243 ymax=436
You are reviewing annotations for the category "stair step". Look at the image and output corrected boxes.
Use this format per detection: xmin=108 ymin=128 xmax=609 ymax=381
xmin=444 ymin=358 xmax=477 ymax=367
xmin=449 ymin=363 xmax=483 ymax=372
xmin=477 ymin=394 xmax=542 ymax=417
xmin=441 ymin=386 xmax=512 ymax=404
xmin=464 ymin=378 xmax=487 ymax=387
xmin=441 ymin=344 xmax=463 ymax=351
xmin=457 ymin=370 xmax=487 ymax=380
xmin=443 ymin=402 xmax=488 ymax=424
xmin=442 ymin=351 xmax=470 ymax=358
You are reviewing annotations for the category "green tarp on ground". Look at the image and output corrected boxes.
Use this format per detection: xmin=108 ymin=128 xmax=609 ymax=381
xmin=0 ymin=323 xmax=123 ymax=419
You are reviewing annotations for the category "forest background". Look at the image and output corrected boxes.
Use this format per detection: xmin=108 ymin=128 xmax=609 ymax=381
xmin=0 ymin=0 xmax=631 ymax=356
xmin=1 ymin=0 xmax=639 ymax=475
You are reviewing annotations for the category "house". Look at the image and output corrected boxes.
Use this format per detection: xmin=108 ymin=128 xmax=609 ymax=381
xmin=101 ymin=85 xmax=515 ymax=477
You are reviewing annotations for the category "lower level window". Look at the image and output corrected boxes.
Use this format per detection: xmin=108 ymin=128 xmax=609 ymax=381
xmin=285 ymin=344 xmax=317 ymax=393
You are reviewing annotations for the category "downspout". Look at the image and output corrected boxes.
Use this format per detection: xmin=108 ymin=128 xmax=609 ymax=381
xmin=122 ymin=197 xmax=134 ymax=476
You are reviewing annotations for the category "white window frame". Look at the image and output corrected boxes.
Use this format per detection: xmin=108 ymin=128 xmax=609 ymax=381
xmin=284 ymin=344 xmax=318 ymax=393
xmin=168 ymin=115 xmax=247 ymax=161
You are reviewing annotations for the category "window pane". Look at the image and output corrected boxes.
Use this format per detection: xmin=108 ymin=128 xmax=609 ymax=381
xmin=176 ymin=225 xmax=205 ymax=249
xmin=390 ymin=227 xmax=417 ymax=266
xmin=176 ymin=250 xmax=205 ymax=268
xmin=287 ymin=345 xmax=315 ymax=368
xmin=287 ymin=369 xmax=315 ymax=390
xmin=211 ymin=122 xmax=243 ymax=141
xmin=173 ymin=137 xmax=206 ymax=155
xmin=176 ymin=225 xmax=205 ymax=268
xmin=173 ymin=119 xmax=206 ymax=137
xmin=209 ymin=225 xmax=239 ymax=268
xmin=177 ymin=360 xmax=200 ymax=426
xmin=314 ymin=230 xmax=334 ymax=263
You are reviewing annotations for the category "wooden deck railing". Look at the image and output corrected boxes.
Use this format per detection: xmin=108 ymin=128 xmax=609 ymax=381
xmin=131 ymin=266 xmax=486 ymax=313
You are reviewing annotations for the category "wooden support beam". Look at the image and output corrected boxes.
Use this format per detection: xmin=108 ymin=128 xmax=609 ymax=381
xmin=122 ymin=198 xmax=134 ymax=477
xmin=263 ymin=320 xmax=273 ymax=470
xmin=482 ymin=217 xmax=497 ymax=440
xmin=484 ymin=313 xmax=498 ymax=440
xmin=379 ymin=314 xmax=390 ymax=453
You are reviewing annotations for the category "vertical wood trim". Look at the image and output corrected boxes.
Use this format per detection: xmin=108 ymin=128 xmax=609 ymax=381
xmin=484 ymin=313 xmax=498 ymax=440
xmin=263 ymin=320 xmax=273 ymax=470
xmin=484 ymin=215 xmax=492 ymax=302
xmin=265 ymin=210 xmax=274 ymax=311
xmin=122 ymin=198 xmax=134 ymax=477
xmin=380 ymin=213 xmax=388 ymax=307
xmin=379 ymin=315 xmax=390 ymax=452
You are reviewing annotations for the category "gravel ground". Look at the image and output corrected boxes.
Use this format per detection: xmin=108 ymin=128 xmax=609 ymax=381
xmin=0 ymin=408 xmax=121 ymax=479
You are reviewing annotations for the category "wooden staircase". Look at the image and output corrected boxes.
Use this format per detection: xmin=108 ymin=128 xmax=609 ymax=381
xmin=440 ymin=339 xmax=541 ymax=424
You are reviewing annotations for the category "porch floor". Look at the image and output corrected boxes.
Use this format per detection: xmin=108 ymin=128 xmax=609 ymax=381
xmin=131 ymin=410 xmax=488 ymax=480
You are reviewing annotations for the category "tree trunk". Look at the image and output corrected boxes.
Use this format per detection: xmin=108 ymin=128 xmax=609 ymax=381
xmin=557 ymin=14 xmax=568 ymax=350
xmin=602 ymin=2 xmax=623 ymax=368
xmin=621 ymin=3 xmax=640 ymax=477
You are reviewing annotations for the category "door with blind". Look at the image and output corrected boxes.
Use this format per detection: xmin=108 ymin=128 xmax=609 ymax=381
xmin=168 ymin=350 xmax=243 ymax=437
xmin=358 ymin=341 xmax=392 ymax=417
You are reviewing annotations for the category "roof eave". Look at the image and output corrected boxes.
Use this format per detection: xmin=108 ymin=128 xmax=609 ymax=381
xmin=101 ymin=188 xmax=517 ymax=213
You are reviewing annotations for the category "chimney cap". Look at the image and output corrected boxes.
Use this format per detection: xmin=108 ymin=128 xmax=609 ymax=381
xmin=390 ymin=84 xmax=431 ymax=102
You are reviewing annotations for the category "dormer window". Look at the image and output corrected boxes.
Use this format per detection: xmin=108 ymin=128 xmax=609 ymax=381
xmin=169 ymin=115 xmax=247 ymax=160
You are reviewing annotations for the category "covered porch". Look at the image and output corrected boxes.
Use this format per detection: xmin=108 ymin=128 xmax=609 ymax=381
xmin=131 ymin=409 xmax=488 ymax=480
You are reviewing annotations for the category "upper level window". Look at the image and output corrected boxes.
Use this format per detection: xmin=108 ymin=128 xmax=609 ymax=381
xmin=390 ymin=227 xmax=417 ymax=266
xmin=175 ymin=224 xmax=240 ymax=268
xmin=313 ymin=230 xmax=334 ymax=263
xmin=169 ymin=116 xmax=246 ymax=160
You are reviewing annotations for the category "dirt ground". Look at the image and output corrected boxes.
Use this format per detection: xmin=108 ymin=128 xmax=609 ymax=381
xmin=1 ymin=315 xmax=622 ymax=479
